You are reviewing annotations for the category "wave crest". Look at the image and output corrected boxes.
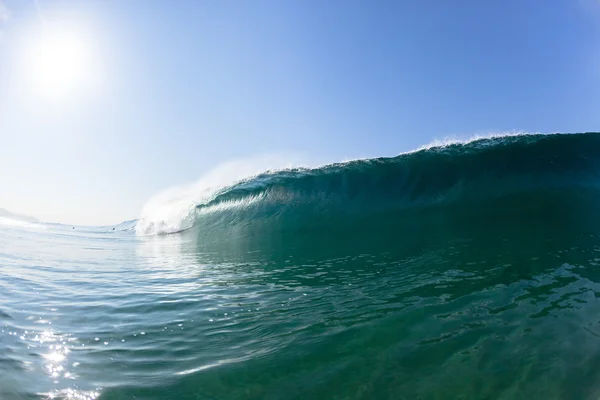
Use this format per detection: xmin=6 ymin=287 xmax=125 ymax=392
xmin=137 ymin=133 xmax=600 ymax=237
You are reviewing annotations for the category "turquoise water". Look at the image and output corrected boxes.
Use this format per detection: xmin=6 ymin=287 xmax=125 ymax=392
xmin=2 ymin=133 xmax=600 ymax=399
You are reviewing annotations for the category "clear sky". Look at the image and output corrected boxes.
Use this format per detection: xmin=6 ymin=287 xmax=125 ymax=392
xmin=0 ymin=0 xmax=599 ymax=225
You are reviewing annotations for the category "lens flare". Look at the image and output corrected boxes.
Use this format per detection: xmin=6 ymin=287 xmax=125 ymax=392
xmin=20 ymin=23 xmax=101 ymax=103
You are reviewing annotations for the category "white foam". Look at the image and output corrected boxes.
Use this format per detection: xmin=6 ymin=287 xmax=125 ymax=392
xmin=415 ymin=130 xmax=547 ymax=152
xmin=135 ymin=154 xmax=311 ymax=236
xmin=0 ymin=217 xmax=45 ymax=229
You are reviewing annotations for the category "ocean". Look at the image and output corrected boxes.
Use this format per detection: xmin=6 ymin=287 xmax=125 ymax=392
xmin=2 ymin=132 xmax=600 ymax=399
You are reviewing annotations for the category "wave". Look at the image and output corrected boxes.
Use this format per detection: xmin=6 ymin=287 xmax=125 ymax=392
xmin=135 ymin=154 xmax=314 ymax=235
xmin=0 ymin=216 xmax=45 ymax=229
xmin=111 ymin=219 xmax=138 ymax=232
xmin=136 ymin=133 xmax=600 ymax=239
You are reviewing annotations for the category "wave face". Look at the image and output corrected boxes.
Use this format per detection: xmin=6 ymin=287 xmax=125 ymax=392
xmin=141 ymin=133 xmax=600 ymax=242
xmin=118 ymin=132 xmax=600 ymax=399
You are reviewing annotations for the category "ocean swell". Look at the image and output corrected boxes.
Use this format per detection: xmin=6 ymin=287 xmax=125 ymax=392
xmin=137 ymin=133 xmax=600 ymax=238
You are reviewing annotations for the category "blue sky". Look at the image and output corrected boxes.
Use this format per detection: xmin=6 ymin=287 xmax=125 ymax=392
xmin=0 ymin=0 xmax=599 ymax=224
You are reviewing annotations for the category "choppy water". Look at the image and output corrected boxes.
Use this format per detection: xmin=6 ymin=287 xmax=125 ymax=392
xmin=2 ymin=133 xmax=600 ymax=399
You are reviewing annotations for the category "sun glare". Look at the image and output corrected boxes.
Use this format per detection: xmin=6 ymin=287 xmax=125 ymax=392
xmin=20 ymin=23 xmax=101 ymax=103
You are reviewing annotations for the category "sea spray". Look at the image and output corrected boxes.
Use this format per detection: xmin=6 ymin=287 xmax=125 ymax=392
xmin=136 ymin=153 xmax=313 ymax=235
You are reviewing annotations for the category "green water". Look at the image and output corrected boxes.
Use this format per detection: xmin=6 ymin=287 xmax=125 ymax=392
xmin=2 ymin=133 xmax=600 ymax=399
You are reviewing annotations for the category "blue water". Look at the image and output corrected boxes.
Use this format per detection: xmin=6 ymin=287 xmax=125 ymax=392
xmin=3 ymin=133 xmax=600 ymax=399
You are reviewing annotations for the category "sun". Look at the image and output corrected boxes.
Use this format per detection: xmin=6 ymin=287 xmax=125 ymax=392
xmin=20 ymin=23 xmax=101 ymax=103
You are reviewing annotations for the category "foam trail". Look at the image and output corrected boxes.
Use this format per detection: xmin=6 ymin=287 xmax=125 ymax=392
xmin=136 ymin=154 xmax=311 ymax=236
